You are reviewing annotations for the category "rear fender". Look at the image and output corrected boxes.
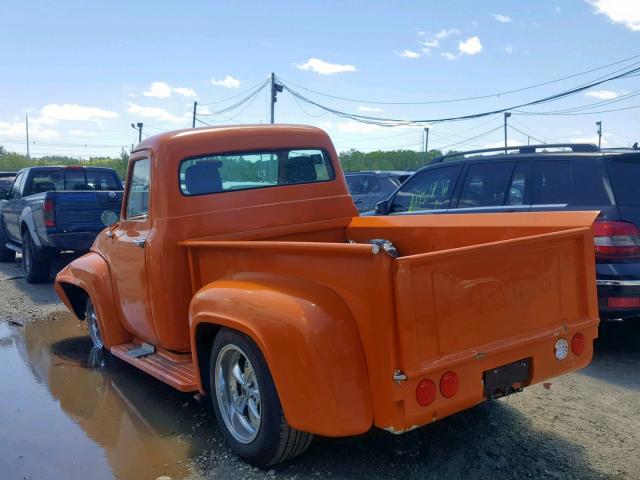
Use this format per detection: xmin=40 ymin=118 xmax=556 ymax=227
xmin=190 ymin=273 xmax=373 ymax=437
xmin=54 ymin=251 xmax=131 ymax=348
xmin=20 ymin=208 xmax=42 ymax=247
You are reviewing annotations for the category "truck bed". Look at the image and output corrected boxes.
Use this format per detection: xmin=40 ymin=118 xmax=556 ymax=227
xmin=181 ymin=211 xmax=599 ymax=431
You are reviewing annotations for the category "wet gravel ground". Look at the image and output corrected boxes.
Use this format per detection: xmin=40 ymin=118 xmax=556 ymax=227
xmin=0 ymin=259 xmax=639 ymax=480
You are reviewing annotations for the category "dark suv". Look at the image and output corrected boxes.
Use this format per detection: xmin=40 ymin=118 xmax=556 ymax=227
xmin=345 ymin=170 xmax=410 ymax=212
xmin=375 ymin=144 xmax=640 ymax=321
xmin=0 ymin=172 xmax=16 ymax=197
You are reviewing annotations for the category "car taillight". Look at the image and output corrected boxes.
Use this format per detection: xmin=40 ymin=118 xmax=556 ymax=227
xmin=571 ymin=332 xmax=585 ymax=355
xmin=416 ymin=379 xmax=436 ymax=406
xmin=43 ymin=199 xmax=55 ymax=227
xmin=439 ymin=371 xmax=459 ymax=398
xmin=607 ymin=296 xmax=640 ymax=308
xmin=592 ymin=221 xmax=640 ymax=259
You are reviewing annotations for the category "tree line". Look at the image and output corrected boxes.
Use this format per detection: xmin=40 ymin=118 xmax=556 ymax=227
xmin=0 ymin=145 xmax=448 ymax=180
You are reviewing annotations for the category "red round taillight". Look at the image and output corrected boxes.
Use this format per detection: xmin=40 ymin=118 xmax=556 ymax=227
xmin=571 ymin=332 xmax=586 ymax=355
xmin=440 ymin=371 xmax=459 ymax=398
xmin=416 ymin=379 xmax=436 ymax=406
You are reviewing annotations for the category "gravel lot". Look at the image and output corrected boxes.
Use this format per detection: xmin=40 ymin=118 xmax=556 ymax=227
xmin=0 ymin=259 xmax=638 ymax=480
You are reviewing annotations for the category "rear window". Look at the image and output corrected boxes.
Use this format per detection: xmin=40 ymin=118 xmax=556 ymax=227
xmin=346 ymin=174 xmax=380 ymax=195
xmin=180 ymin=149 xmax=334 ymax=196
xmin=28 ymin=169 xmax=120 ymax=193
xmin=606 ymin=155 xmax=640 ymax=205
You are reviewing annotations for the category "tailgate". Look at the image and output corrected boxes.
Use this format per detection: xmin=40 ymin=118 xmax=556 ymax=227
xmin=53 ymin=191 xmax=122 ymax=231
xmin=394 ymin=214 xmax=599 ymax=373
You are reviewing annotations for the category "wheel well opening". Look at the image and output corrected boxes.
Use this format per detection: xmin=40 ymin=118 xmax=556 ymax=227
xmin=195 ymin=323 xmax=223 ymax=396
xmin=60 ymin=283 xmax=89 ymax=320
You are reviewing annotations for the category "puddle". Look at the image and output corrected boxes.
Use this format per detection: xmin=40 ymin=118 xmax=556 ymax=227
xmin=0 ymin=314 xmax=222 ymax=479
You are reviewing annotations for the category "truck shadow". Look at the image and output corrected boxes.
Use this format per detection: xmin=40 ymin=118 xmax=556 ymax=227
xmin=8 ymin=314 xmax=605 ymax=480
xmin=579 ymin=320 xmax=640 ymax=391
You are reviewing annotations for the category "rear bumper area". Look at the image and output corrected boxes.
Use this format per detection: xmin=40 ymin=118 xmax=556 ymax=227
xmin=379 ymin=319 xmax=598 ymax=434
xmin=47 ymin=231 xmax=99 ymax=251
xmin=597 ymin=279 xmax=640 ymax=319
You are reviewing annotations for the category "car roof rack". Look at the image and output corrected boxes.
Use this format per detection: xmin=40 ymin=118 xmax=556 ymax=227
xmin=430 ymin=143 xmax=600 ymax=164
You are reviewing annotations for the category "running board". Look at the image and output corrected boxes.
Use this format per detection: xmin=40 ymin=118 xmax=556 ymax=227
xmin=110 ymin=343 xmax=198 ymax=392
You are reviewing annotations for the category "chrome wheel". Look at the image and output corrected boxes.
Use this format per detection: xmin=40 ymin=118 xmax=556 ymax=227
xmin=215 ymin=344 xmax=262 ymax=444
xmin=86 ymin=300 xmax=104 ymax=349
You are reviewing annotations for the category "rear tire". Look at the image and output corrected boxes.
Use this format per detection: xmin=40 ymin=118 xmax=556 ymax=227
xmin=21 ymin=230 xmax=50 ymax=283
xmin=209 ymin=328 xmax=313 ymax=467
xmin=0 ymin=223 xmax=15 ymax=263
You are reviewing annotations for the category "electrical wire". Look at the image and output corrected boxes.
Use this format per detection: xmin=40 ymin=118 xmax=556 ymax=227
xmin=508 ymin=124 xmax=545 ymax=144
xmin=277 ymin=52 xmax=640 ymax=105
xmin=198 ymin=78 xmax=271 ymax=106
xmin=197 ymin=80 xmax=269 ymax=116
xmin=280 ymin=64 xmax=640 ymax=127
xmin=433 ymin=125 xmax=504 ymax=151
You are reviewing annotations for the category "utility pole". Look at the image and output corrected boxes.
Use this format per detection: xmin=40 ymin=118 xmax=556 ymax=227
xmin=131 ymin=122 xmax=143 ymax=143
xmin=596 ymin=121 xmax=602 ymax=148
xmin=527 ymin=136 xmax=531 ymax=145
xmin=423 ymin=127 xmax=429 ymax=167
xmin=270 ymin=73 xmax=283 ymax=124
xmin=25 ymin=114 xmax=30 ymax=159
xmin=504 ymin=112 xmax=511 ymax=154
xmin=192 ymin=101 xmax=198 ymax=128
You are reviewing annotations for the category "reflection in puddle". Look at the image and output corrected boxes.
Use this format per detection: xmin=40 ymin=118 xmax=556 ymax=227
xmin=0 ymin=314 xmax=222 ymax=479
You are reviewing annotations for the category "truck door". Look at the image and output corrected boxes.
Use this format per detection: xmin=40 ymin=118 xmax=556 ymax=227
xmin=103 ymin=157 xmax=157 ymax=344
xmin=1 ymin=171 xmax=26 ymax=241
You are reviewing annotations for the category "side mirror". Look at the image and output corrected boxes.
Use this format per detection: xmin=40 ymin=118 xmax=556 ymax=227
xmin=375 ymin=200 xmax=389 ymax=216
xmin=101 ymin=210 xmax=119 ymax=227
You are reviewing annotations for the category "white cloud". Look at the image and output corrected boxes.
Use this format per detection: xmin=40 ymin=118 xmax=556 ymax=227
xmin=555 ymin=6 xmax=561 ymax=13
xmin=41 ymin=104 xmax=119 ymax=121
xmin=441 ymin=52 xmax=459 ymax=61
xmin=505 ymin=45 xmax=514 ymax=53
xmin=127 ymin=103 xmax=189 ymax=123
xmin=358 ymin=106 xmax=383 ymax=113
xmin=144 ymin=82 xmax=198 ymax=98
xmin=398 ymin=49 xmax=421 ymax=58
xmin=144 ymin=82 xmax=172 ymax=98
xmin=458 ymin=36 xmax=483 ymax=55
xmin=335 ymin=121 xmax=383 ymax=135
xmin=196 ymin=105 xmax=212 ymax=115
xmin=436 ymin=28 xmax=460 ymax=39
xmin=0 ymin=120 xmax=59 ymax=139
xmin=173 ymin=87 xmax=198 ymax=98
xmin=294 ymin=58 xmax=357 ymax=75
xmin=211 ymin=75 xmax=241 ymax=88
xmin=588 ymin=0 xmax=640 ymax=31
xmin=491 ymin=14 xmax=512 ymax=22
xmin=420 ymin=39 xmax=439 ymax=48
xmin=585 ymin=89 xmax=619 ymax=100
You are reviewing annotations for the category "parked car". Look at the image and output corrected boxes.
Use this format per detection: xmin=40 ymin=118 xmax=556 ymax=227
xmin=375 ymin=143 xmax=640 ymax=321
xmin=0 ymin=171 xmax=16 ymax=196
xmin=55 ymin=126 xmax=597 ymax=467
xmin=0 ymin=166 xmax=123 ymax=282
xmin=345 ymin=170 xmax=410 ymax=212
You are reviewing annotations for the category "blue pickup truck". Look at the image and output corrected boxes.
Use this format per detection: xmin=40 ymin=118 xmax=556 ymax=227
xmin=0 ymin=166 xmax=123 ymax=282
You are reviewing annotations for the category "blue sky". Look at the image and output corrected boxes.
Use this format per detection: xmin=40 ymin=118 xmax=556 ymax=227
xmin=1 ymin=0 xmax=639 ymax=158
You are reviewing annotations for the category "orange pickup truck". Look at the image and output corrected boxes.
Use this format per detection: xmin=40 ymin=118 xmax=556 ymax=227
xmin=55 ymin=125 xmax=599 ymax=467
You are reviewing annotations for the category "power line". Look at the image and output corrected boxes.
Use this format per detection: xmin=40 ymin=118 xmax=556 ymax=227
xmin=433 ymin=125 xmax=504 ymax=151
xmin=197 ymin=80 xmax=269 ymax=116
xmin=277 ymin=52 xmax=640 ymax=105
xmin=508 ymin=124 xmax=545 ymax=144
xmin=280 ymin=64 xmax=640 ymax=127
xmin=198 ymin=78 xmax=271 ymax=106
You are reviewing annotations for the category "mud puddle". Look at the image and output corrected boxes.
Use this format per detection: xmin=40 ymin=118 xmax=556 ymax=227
xmin=0 ymin=313 xmax=222 ymax=480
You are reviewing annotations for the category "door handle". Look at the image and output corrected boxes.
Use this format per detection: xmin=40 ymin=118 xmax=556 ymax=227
xmin=133 ymin=239 xmax=146 ymax=248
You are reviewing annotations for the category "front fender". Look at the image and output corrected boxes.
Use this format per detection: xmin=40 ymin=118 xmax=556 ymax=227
xmin=54 ymin=251 xmax=131 ymax=348
xmin=190 ymin=273 xmax=373 ymax=437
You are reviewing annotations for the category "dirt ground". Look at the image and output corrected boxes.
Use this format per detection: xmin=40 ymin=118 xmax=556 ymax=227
xmin=0 ymin=258 xmax=639 ymax=480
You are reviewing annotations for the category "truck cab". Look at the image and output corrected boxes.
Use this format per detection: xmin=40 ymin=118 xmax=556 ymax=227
xmin=55 ymin=125 xmax=599 ymax=467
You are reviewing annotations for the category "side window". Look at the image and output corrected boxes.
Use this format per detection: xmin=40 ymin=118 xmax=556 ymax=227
xmin=533 ymin=160 xmax=570 ymax=205
xmin=457 ymin=162 xmax=514 ymax=208
xmin=391 ymin=166 xmax=460 ymax=213
xmin=367 ymin=176 xmax=381 ymax=193
xmin=572 ymin=159 xmax=613 ymax=206
xmin=8 ymin=172 xmax=24 ymax=199
xmin=126 ymin=159 xmax=151 ymax=219
xmin=506 ymin=162 xmax=529 ymax=206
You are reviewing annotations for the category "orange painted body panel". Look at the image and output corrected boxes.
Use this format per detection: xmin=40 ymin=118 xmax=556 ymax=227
xmin=54 ymin=125 xmax=599 ymax=438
